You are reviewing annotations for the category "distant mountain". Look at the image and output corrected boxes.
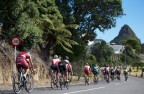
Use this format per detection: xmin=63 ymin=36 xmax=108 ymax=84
xmin=110 ymin=24 xmax=140 ymax=44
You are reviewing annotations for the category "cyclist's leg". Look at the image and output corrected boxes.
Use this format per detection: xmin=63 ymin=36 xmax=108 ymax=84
xmin=68 ymin=71 xmax=71 ymax=82
xmin=93 ymin=73 xmax=96 ymax=82
xmin=84 ymin=72 xmax=87 ymax=82
xmin=17 ymin=60 xmax=29 ymax=79
xmin=64 ymin=64 xmax=69 ymax=82
xmin=65 ymin=64 xmax=68 ymax=80
xmin=54 ymin=66 xmax=60 ymax=85
xmin=22 ymin=60 xmax=29 ymax=78
xmin=52 ymin=66 xmax=57 ymax=82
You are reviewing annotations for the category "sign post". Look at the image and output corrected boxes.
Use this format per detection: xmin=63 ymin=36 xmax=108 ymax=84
xmin=10 ymin=36 xmax=21 ymax=73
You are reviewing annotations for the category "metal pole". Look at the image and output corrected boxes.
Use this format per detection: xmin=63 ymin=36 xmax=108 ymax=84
xmin=13 ymin=46 xmax=17 ymax=73
xmin=125 ymin=49 xmax=126 ymax=66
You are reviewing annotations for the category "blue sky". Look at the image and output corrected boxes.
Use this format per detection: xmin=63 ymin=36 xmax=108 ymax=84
xmin=96 ymin=0 xmax=144 ymax=44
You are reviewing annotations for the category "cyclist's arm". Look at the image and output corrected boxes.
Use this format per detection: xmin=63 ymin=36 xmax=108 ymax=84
xmin=70 ymin=65 xmax=73 ymax=75
xmin=29 ymin=55 xmax=35 ymax=72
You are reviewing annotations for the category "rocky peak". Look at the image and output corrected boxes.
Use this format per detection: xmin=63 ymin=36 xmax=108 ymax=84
xmin=110 ymin=24 xmax=139 ymax=44
xmin=118 ymin=24 xmax=136 ymax=38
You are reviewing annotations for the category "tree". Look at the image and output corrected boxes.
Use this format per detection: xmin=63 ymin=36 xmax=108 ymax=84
xmin=91 ymin=41 xmax=114 ymax=66
xmin=0 ymin=0 xmax=78 ymax=60
xmin=121 ymin=39 xmax=141 ymax=65
xmin=55 ymin=0 xmax=124 ymax=61
xmin=124 ymin=38 xmax=141 ymax=53
xmin=140 ymin=44 xmax=144 ymax=54
xmin=56 ymin=0 xmax=124 ymax=42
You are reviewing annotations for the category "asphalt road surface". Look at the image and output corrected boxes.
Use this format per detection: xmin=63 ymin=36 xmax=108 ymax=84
xmin=0 ymin=76 xmax=144 ymax=94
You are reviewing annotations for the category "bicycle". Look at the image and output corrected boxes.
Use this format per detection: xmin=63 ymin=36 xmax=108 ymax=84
xmin=68 ymin=72 xmax=73 ymax=84
xmin=84 ymin=75 xmax=89 ymax=86
xmin=93 ymin=74 xmax=98 ymax=84
xmin=12 ymin=66 xmax=34 ymax=94
xmin=59 ymin=74 xmax=69 ymax=90
xmin=110 ymin=74 xmax=115 ymax=81
xmin=124 ymin=74 xmax=128 ymax=82
xmin=115 ymin=74 xmax=121 ymax=81
xmin=50 ymin=72 xmax=58 ymax=89
xmin=104 ymin=74 xmax=109 ymax=83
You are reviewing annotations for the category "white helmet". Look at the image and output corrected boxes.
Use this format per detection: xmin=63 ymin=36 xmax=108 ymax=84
xmin=54 ymin=55 xmax=58 ymax=59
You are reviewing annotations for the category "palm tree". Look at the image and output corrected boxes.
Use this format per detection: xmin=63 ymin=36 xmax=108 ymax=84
xmin=41 ymin=15 xmax=78 ymax=60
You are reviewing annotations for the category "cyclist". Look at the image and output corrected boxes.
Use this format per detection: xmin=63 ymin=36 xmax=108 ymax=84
xmin=64 ymin=56 xmax=73 ymax=82
xmin=115 ymin=68 xmax=121 ymax=80
xmin=84 ymin=63 xmax=91 ymax=84
xmin=104 ymin=66 xmax=110 ymax=82
xmin=92 ymin=65 xmax=99 ymax=82
xmin=110 ymin=67 xmax=115 ymax=81
xmin=59 ymin=56 xmax=73 ymax=82
xmin=123 ymin=68 xmax=128 ymax=82
xmin=16 ymin=50 xmax=35 ymax=79
xmin=51 ymin=55 xmax=61 ymax=84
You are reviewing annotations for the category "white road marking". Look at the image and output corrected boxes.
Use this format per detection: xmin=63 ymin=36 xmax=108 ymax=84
xmin=115 ymin=83 xmax=120 ymax=85
xmin=63 ymin=86 xmax=105 ymax=94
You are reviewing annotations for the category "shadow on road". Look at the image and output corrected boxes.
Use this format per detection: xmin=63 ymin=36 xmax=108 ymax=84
xmin=0 ymin=90 xmax=15 ymax=94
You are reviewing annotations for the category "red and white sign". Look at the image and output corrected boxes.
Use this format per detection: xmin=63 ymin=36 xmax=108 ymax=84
xmin=10 ymin=36 xmax=21 ymax=46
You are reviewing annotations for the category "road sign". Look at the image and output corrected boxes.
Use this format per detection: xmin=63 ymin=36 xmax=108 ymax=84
xmin=10 ymin=36 xmax=21 ymax=47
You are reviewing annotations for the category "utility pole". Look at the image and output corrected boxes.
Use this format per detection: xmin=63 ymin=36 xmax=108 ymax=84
xmin=124 ymin=48 xmax=126 ymax=66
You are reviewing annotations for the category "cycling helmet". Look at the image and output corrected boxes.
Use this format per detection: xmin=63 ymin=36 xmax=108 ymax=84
xmin=65 ymin=56 xmax=69 ymax=60
xmin=86 ymin=63 xmax=89 ymax=65
xmin=54 ymin=55 xmax=58 ymax=59
xmin=25 ymin=49 xmax=31 ymax=54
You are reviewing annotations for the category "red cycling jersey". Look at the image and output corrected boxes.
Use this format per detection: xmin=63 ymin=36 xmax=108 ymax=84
xmin=16 ymin=52 xmax=30 ymax=69
xmin=52 ymin=58 xmax=60 ymax=66
xmin=84 ymin=65 xmax=91 ymax=75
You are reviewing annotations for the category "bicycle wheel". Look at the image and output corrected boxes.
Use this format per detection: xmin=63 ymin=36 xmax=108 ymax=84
xmin=13 ymin=73 xmax=22 ymax=94
xmin=51 ymin=75 xmax=58 ymax=89
xmin=51 ymin=75 xmax=55 ymax=89
xmin=51 ymin=80 xmax=55 ymax=89
xmin=68 ymin=74 xmax=72 ymax=83
xmin=84 ymin=76 xmax=89 ymax=86
xmin=65 ymin=80 xmax=69 ymax=89
xmin=25 ymin=73 xmax=34 ymax=93
xmin=59 ymin=76 xmax=64 ymax=90
xmin=60 ymin=81 xmax=64 ymax=90
xmin=94 ymin=76 xmax=98 ymax=84
xmin=106 ymin=75 xmax=109 ymax=83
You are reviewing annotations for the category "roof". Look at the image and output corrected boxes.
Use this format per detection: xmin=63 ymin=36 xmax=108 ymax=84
xmin=109 ymin=44 xmax=125 ymax=54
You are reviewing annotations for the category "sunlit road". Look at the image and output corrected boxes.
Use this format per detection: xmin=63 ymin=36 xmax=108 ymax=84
xmin=1 ymin=76 xmax=144 ymax=94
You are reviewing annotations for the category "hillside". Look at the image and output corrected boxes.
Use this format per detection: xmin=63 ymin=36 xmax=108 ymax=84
xmin=110 ymin=24 xmax=140 ymax=44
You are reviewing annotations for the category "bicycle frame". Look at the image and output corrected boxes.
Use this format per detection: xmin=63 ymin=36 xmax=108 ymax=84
xmin=13 ymin=66 xmax=33 ymax=93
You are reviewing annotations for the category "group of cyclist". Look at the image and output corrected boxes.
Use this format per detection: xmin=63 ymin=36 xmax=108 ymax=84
xmin=15 ymin=50 xmax=128 ymax=88
xmin=84 ymin=64 xmax=129 ymax=84
xmin=50 ymin=55 xmax=73 ymax=86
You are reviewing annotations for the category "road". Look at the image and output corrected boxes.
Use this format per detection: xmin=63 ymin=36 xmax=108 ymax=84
xmin=0 ymin=76 xmax=144 ymax=94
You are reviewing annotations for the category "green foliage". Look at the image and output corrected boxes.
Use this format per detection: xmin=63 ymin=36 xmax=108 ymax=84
xmin=140 ymin=44 xmax=144 ymax=54
xmin=56 ymin=0 xmax=124 ymax=61
xmin=91 ymin=41 xmax=114 ymax=66
xmin=0 ymin=0 xmax=78 ymax=56
xmin=124 ymin=38 xmax=141 ymax=53
xmin=120 ymin=39 xmax=141 ymax=65
xmin=131 ymin=62 xmax=144 ymax=67
xmin=56 ymin=0 xmax=123 ymax=39
xmin=0 ymin=0 xmax=43 ymax=48
xmin=85 ymin=54 xmax=97 ymax=67
xmin=0 ymin=0 xmax=124 ymax=62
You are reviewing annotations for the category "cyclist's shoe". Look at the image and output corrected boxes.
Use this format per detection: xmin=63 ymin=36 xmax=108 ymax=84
xmin=66 ymin=80 xmax=69 ymax=83
xmin=23 ymin=75 xmax=26 ymax=81
xmin=87 ymin=82 xmax=89 ymax=85
xmin=54 ymin=80 xmax=56 ymax=83
xmin=56 ymin=84 xmax=59 ymax=88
